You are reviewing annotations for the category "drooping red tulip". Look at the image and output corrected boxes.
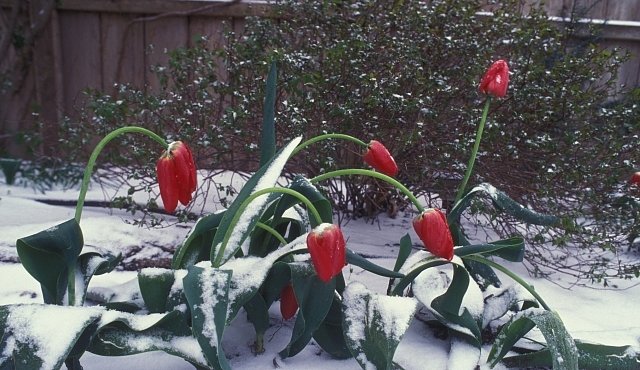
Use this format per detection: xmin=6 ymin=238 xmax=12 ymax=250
xmin=306 ymin=223 xmax=347 ymax=282
xmin=156 ymin=141 xmax=197 ymax=213
xmin=630 ymin=172 xmax=640 ymax=187
xmin=412 ymin=208 xmax=454 ymax=261
xmin=280 ymin=284 xmax=298 ymax=320
xmin=363 ymin=140 xmax=399 ymax=177
xmin=479 ymin=59 xmax=510 ymax=98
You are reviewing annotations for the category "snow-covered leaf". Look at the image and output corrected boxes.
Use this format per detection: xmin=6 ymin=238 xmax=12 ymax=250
xmin=0 ymin=304 xmax=102 ymax=369
xmin=502 ymin=340 xmax=640 ymax=369
xmin=488 ymin=308 xmax=578 ymax=370
xmin=412 ymin=259 xmax=484 ymax=346
xmin=342 ymin=282 xmax=417 ymax=370
xmin=183 ymin=265 xmax=232 ymax=370
xmin=448 ymin=183 xmax=560 ymax=227
xmin=210 ymin=136 xmax=303 ymax=266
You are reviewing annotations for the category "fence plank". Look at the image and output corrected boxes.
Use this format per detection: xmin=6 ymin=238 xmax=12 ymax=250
xmin=59 ymin=11 xmax=102 ymax=117
xmin=101 ymin=13 xmax=146 ymax=94
xmin=144 ymin=16 xmax=189 ymax=91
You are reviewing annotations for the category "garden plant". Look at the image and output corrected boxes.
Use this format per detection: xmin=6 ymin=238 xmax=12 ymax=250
xmin=1 ymin=62 xmax=638 ymax=370
xmin=36 ymin=0 xmax=640 ymax=284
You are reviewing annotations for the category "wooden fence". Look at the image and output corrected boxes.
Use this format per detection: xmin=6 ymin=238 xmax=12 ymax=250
xmin=1 ymin=0 xmax=640 ymax=157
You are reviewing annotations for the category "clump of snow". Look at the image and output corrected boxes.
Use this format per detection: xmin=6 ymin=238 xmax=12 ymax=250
xmin=4 ymin=304 xmax=103 ymax=369
xmin=447 ymin=337 xmax=481 ymax=370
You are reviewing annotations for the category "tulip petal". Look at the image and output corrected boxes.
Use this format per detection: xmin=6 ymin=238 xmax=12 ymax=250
xmin=156 ymin=156 xmax=179 ymax=213
xmin=363 ymin=140 xmax=399 ymax=177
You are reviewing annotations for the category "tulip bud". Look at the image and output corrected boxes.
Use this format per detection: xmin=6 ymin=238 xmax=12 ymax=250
xmin=363 ymin=140 xmax=399 ymax=177
xmin=630 ymin=172 xmax=640 ymax=187
xmin=412 ymin=208 xmax=454 ymax=261
xmin=306 ymin=223 xmax=347 ymax=282
xmin=156 ymin=141 xmax=197 ymax=213
xmin=479 ymin=60 xmax=509 ymax=98
xmin=280 ymin=284 xmax=298 ymax=320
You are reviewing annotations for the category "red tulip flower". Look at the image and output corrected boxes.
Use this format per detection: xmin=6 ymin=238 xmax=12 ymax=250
xmin=630 ymin=172 xmax=640 ymax=187
xmin=280 ymin=284 xmax=298 ymax=320
xmin=412 ymin=208 xmax=454 ymax=261
xmin=307 ymin=223 xmax=347 ymax=282
xmin=156 ymin=141 xmax=197 ymax=213
xmin=363 ymin=140 xmax=399 ymax=177
xmin=479 ymin=59 xmax=509 ymax=98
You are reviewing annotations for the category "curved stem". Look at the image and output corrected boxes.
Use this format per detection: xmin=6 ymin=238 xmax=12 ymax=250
xmin=256 ymin=221 xmax=287 ymax=246
xmin=464 ymin=255 xmax=551 ymax=311
xmin=213 ymin=187 xmax=324 ymax=267
xmin=310 ymin=168 xmax=424 ymax=213
xmin=291 ymin=133 xmax=368 ymax=157
xmin=453 ymin=97 xmax=492 ymax=205
xmin=74 ymin=126 xmax=167 ymax=223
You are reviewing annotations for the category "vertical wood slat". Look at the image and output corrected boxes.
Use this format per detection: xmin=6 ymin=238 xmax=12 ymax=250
xmin=101 ymin=13 xmax=146 ymax=94
xmin=144 ymin=16 xmax=189 ymax=91
xmin=58 ymin=11 xmax=102 ymax=118
xmin=31 ymin=0 xmax=63 ymax=156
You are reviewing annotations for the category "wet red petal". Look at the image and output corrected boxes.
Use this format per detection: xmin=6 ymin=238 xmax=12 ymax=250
xmin=363 ymin=140 xmax=399 ymax=177
xmin=156 ymin=156 xmax=179 ymax=213
xmin=412 ymin=209 xmax=454 ymax=260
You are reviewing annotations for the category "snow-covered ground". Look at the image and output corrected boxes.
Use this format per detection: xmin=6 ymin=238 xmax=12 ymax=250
xmin=1 ymin=173 xmax=639 ymax=369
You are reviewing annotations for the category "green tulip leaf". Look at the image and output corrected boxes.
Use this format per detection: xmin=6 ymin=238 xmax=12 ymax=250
xmin=88 ymin=309 xmax=205 ymax=367
xmin=274 ymin=175 xmax=333 ymax=228
xmin=73 ymin=250 xmax=122 ymax=306
xmin=0 ymin=158 xmax=20 ymax=185
xmin=312 ymin=294 xmax=352 ymax=359
xmin=210 ymin=136 xmax=303 ymax=266
xmin=488 ymin=309 xmax=578 ymax=370
xmin=259 ymin=61 xmax=277 ymax=167
xmin=16 ymin=219 xmax=84 ymax=304
xmin=393 ymin=234 xmax=413 ymax=272
xmin=224 ymin=235 xmax=308 ymax=322
xmin=279 ymin=262 xmax=336 ymax=359
xmin=249 ymin=217 xmax=301 ymax=257
xmin=85 ymin=277 xmax=145 ymax=312
xmin=173 ymin=211 xmax=226 ymax=269
xmin=389 ymin=251 xmax=449 ymax=296
xmin=502 ymin=340 xmax=640 ymax=369
xmin=456 ymin=237 xmax=525 ymax=262
xmin=0 ymin=304 xmax=103 ymax=370
xmin=346 ymin=249 xmax=404 ymax=278
xmin=342 ymin=282 xmax=418 ymax=370
xmin=138 ymin=268 xmax=177 ymax=313
xmin=413 ymin=261 xmax=483 ymax=345
xmin=448 ymin=183 xmax=560 ymax=227
xmin=183 ymin=265 xmax=233 ymax=370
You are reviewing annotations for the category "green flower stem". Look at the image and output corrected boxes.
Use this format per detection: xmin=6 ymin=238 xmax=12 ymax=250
xmin=463 ymin=254 xmax=551 ymax=311
xmin=291 ymin=133 xmax=368 ymax=157
xmin=213 ymin=187 xmax=324 ymax=267
xmin=74 ymin=126 xmax=167 ymax=223
xmin=256 ymin=221 xmax=287 ymax=246
xmin=310 ymin=169 xmax=425 ymax=213
xmin=453 ymin=97 xmax=492 ymax=206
